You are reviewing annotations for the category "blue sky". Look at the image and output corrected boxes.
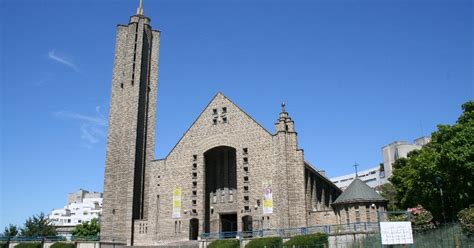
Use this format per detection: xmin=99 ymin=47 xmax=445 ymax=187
xmin=1 ymin=0 xmax=472 ymax=228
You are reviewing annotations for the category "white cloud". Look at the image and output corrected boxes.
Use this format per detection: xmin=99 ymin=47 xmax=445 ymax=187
xmin=48 ymin=50 xmax=79 ymax=72
xmin=53 ymin=108 xmax=107 ymax=148
xmin=54 ymin=111 xmax=107 ymax=126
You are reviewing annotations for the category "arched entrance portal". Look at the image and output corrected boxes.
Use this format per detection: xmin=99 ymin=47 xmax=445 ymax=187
xmin=204 ymin=146 xmax=237 ymax=234
xmin=189 ymin=218 xmax=199 ymax=240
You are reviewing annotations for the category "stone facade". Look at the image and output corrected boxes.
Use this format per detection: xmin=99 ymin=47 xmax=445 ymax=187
xmin=101 ymin=7 xmax=384 ymax=247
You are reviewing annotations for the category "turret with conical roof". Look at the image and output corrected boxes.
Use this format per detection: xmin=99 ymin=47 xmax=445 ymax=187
xmin=332 ymin=178 xmax=387 ymax=224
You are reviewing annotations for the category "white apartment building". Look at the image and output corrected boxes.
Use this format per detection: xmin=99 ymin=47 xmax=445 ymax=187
xmin=331 ymin=136 xmax=431 ymax=190
xmin=49 ymin=189 xmax=103 ymax=237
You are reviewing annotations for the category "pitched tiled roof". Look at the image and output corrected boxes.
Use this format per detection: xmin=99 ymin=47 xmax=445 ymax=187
xmin=332 ymin=177 xmax=386 ymax=205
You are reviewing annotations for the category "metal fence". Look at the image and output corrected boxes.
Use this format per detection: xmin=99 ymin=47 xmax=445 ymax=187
xmin=0 ymin=236 xmax=100 ymax=242
xmin=201 ymin=222 xmax=380 ymax=240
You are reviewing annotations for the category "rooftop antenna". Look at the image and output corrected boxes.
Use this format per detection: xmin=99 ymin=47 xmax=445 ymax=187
xmin=137 ymin=0 xmax=144 ymax=15
xmin=281 ymin=102 xmax=286 ymax=112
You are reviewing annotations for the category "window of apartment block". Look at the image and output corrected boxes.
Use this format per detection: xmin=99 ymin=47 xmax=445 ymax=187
xmin=222 ymin=107 xmax=227 ymax=113
xmin=243 ymin=148 xmax=248 ymax=154
xmin=212 ymin=108 xmax=217 ymax=115
xmin=243 ymin=157 xmax=248 ymax=164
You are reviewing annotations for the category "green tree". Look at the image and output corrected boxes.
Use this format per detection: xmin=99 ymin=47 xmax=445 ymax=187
xmin=20 ymin=212 xmax=57 ymax=237
xmin=71 ymin=219 xmax=100 ymax=238
xmin=390 ymin=101 xmax=474 ymax=223
xmin=376 ymin=183 xmax=400 ymax=211
xmin=3 ymin=224 xmax=19 ymax=237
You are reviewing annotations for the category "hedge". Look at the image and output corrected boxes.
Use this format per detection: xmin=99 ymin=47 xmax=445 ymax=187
xmin=51 ymin=243 xmax=75 ymax=248
xmin=284 ymin=233 xmax=328 ymax=247
xmin=245 ymin=237 xmax=282 ymax=248
xmin=14 ymin=243 xmax=42 ymax=248
xmin=207 ymin=239 xmax=240 ymax=248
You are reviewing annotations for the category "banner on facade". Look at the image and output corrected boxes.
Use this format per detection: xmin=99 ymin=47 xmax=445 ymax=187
xmin=172 ymin=186 xmax=182 ymax=218
xmin=263 ymin=181 xmax=273 ymax=214
xmin=380 ymin=221 xmax=414 ymax=245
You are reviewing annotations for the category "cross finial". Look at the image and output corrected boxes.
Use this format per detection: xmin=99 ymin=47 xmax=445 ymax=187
xmin=281 ymin=102 xmax=286 ymax=112
xmin=353 ymin=163 xmax=359 ymax=177
xmin=137 ymin=0 xmax=144 ymax=15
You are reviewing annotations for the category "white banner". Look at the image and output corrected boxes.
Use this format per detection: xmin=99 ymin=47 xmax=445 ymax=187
xmin=380 ymin=221 xmax=414 ymax=245
xmin=263 ymin=181 xmax=273 ymax=214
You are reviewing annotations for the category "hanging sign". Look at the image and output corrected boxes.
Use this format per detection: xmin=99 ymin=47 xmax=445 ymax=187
xmin=172 ymin=186 xmax=182 ymax=218
xmin=263 ymin=181 xmax=273 ymax=214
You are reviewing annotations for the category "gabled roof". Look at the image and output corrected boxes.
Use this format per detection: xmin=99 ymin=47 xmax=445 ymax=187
xmin=162 ymin=92 xmax=273 ymax=159
xmin=332 ymin=177 xmax=386 ymax=205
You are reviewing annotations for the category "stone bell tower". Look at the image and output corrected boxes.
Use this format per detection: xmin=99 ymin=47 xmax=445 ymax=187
xmin=273 ymin=103 xmax=307 ymax=228
xmin=101 ymin=0 xmax=160 ymax=245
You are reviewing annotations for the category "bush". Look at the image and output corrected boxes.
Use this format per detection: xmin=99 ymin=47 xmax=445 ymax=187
xmin=458 ymin=206 xmax=474 ymax=236
xmin=1 ymin=242 xmax=7 ymax=248
xmin=245 ymin=237 xmax=282 ymax=248
xmin=409 ymin=205 xmax=435 ymax=232
xmin=14 ymin=243 xmax=42 ymax=248
xmin=51 ymin=243 xmax=75 ymax=248
xmin=284 ymin=233 xmax=328 ymax=247
xmin=207 ymin=239 xmax=240 ymax=248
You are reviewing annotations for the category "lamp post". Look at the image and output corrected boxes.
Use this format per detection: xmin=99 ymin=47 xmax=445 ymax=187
xmin=435 ymin=176 xmax=446 ymax=223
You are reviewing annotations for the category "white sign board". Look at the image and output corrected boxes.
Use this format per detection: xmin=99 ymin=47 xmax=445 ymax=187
xmin=380 ymin=221 xmax=414 ymax=245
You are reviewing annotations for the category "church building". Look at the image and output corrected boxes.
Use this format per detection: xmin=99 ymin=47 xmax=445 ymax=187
xmin=101 ymin=3 xmax=386 ymax=246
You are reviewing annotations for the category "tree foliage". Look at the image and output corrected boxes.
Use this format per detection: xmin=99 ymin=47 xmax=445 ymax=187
xmin=71 ymin=219 xmax=100 ymax=238
xmin=390 ymin=101 xmax=474 ymax=223
xmin=377 ymin=183 xmax=400 ymax=211
xmin=3 ymin=224 xmax=19 ymax=237
xmin=20 ymin=213 xmax=57 ymax=237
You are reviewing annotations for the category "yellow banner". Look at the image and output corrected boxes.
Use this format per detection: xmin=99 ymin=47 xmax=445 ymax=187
xmin=172 ymin=186 xmax=182 ymax=218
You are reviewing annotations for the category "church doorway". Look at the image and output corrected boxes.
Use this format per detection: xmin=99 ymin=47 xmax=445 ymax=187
xmin=204 ymin=146 xmax=237 ymax=233
xmin=242 ymin=215 xmax=253 ymax=237
xmin=220 ymin=213 xmax=237 ymax=238
xmin=189 ymin=218 xmax=199 ymax=240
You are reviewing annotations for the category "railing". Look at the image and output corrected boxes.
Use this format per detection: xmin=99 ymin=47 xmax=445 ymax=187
xmin=200 ymin=222 xmax=380 ymax=240
xmin=0 ymin=236 xmax=102 ymax=242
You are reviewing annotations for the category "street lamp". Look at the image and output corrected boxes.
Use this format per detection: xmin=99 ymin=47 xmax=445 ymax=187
xmin=435 ymin=176 xmax=447 ymax=223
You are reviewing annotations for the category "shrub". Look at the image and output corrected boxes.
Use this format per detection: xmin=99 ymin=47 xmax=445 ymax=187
xmin=245 ymin=237 xmax=282 ymax=248
xmin=207 ymin=239 xmax=240 ymax=248
xmin=284 ymin=233 xmax=328 ymax=247
xmin=51 ymin=243 xmax=75 ymax=248
xmin=409 ymin=205 xmax=435 ymax=232
xmin=14 ymin=243 xmax=42 ymax=248
xmin=1 ymin=242 xmax=7 ymax=248
xmin=458 ymin=206 xmax=474 ymax=236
